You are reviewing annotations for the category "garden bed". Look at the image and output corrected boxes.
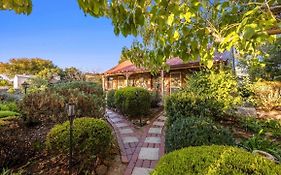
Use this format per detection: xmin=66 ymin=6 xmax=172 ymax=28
xmin=0 ymin=117 xmax=126 ymax=175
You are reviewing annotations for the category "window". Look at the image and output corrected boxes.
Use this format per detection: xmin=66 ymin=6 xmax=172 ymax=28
xmin=118 ymin=76 xmax=126 ymax=89
xmin=170 ymin=72 xmax=181 ymax=94
xmin=108 ymin=77 xmax=113 ymax=90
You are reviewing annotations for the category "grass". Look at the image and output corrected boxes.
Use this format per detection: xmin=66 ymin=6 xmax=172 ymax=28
xmin=0 ymin=111 xmax=19 ymax=119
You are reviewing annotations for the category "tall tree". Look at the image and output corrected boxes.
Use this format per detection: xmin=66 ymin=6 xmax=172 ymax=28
xmin=0 ymin=58 xmax=56 ymax=77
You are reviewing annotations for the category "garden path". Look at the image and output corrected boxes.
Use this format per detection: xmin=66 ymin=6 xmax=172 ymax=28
xmin=106 ymin=109 xmax=166 ymax=175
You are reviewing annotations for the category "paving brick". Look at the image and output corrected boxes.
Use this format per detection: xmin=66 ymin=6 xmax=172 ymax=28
xmin=120 ymin=128 xmax=134 ymax=134
xmin=148 ymin=127 xmax=162 ymax=134
xmin=145 ymin=137 xmax=161 ymax=144
xmin=158 ymin=115 xmax=166 ymax=121
xmin=153 ymin=121 xmax=165 ymax=127
xmin=123 ymin=136 xmax=139 ymax=143
xmin=132 ymin=167 xmax=153 ymax=175
xmin=111 ymin=118 xmax=122 ymax=123
xmin=115 ymin=123 xmax=129 ymax=128
xmin=138 ymin=147 xmax=159 ymax=160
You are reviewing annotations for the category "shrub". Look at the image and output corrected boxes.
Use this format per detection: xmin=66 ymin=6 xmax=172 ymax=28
xmin=252 ymin=81 xmax=281 ymax=111
xmin=46 ymin=118 xmax=112 ymax=166
xmin=150 ymin=91 xmax=161 ymax=108
xmin=184 ymin=70 xmax=241 ymax=111
xmin=19 ymin=90 xmax=65 ymax=124
xmin=0 ymin=80 xmax=11 ymax=87
xmin=107 ymin=90 xmax=116 ymax=108
xmin=52 ymin=81 xmax=103 ymax=97
xmin=241 ymin=132 xmax=281 ymax=162
xmin=0 ymin=102 xmax=19 ymax=112
xmin=165 ymin=117 xmax=235 ymax=152
xmin=19 ymin=81 xmax=105 ymax=124
xmin=115 ymin=87 xmax=151 ymax=117
xmin=165 ymin=91 xmax=224 ymax=126
xmin=0 ymin=111 xmax=19 ymax=119
xmin=152 ymin=145 xmax=281 ymax=175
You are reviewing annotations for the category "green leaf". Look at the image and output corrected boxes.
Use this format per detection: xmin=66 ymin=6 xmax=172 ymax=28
xmin=167 ymin=14 xmax=174 ymax=26
xmin=207 ymin=60 xmax=213 ymax=69
xmin=173 ymin=30 xmax=180 ymax=41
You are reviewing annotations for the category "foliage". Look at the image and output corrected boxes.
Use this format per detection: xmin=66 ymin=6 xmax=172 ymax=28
xmin=19 ymin=90 xmax=65 ymax=124
xmin=3 ymin=1 xmax=279 ymax=70
xmin=165 ymin=91 xmax=223 ymax=126
xmin=150 ymin=91 xmax=161 ymax=108
xmin=115 ymin=87 xmax=151 ymax=117
xmin=19 ymin=81 xmax=105 ymax=124
xmin=61 ymin=67 xmax=85 ymax=81
xmin=0 ymin=80 xmax=11 ymax=87
xmin=166 ymin=70 xmax=239 ymax=126
xmin=118 ymin=47 xmax=129 ymax=63
xmin=238 ymin=37 xmax=281 ymax=81
xmin=106 ymin=90 xmax=115 ymax=108
xmin=0 ymin=58 xmax=56 ymax=77
xmin=152 ymin=145 xmax=281 ymax=175
xmin=46 ymin=118 xmax=112 ymax=167
xmin=26 ymin=77 xmax=49 ymax=93
xmin=238 ymin=116 xmax=281 ymax=139
xmin=78 ymin=1 xmax=278 ymax=71
xmin=0 ymin=102 xmax=18 ymax=112
xmin=184 ymin=70 xmax=241 ymax=111
xmin=165 ymin=117 xmax=235 ymax=153
xmin=36 ymin=67 xmax=63 ymax=81
xmin=0 ymin=111 xmax=19 ymax=119
xmin=52 ymin=81 xmax=104 ymax=97
xmin=238 ymin=76 xmax=255 ymax=105
xmin=0 ymin=168 xmax=22 ymax=175
xmin=0 ymin=0 xmax=32 ymax=15
xmin=252 ymin=81 xmax=281 ymax=111
xmin=241 ymin=130 xmax=281 ymax=162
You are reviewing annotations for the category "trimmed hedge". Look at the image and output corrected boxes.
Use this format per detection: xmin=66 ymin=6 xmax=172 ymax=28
xmin=115 ymin=87 xmax=151 ymax=117
xmin=46 ymin=118 xmax=112 ymax=162
xmin=165 ymin=91 xmax=223 ymax=127
xmin=165 ymin=117 xmax=235 ymax=152
xmin=107 ymin=90 xmax=116 ymax=108
xmin=152 ymin=145 xmax=281 ymax=175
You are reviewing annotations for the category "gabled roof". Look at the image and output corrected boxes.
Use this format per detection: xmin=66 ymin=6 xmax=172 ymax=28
xmin=105 ymin=53 xmax=229 ymax=75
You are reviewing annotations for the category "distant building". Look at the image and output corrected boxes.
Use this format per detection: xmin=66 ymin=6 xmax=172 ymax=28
xmin=13 ymin=75 xmax=34 ymax=89
xmin=103 ymin=53 xmax=230 ymax=98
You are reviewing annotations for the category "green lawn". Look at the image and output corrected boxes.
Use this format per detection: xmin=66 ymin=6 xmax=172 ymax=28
xmin=0 ymin=111 xmax=19 ymax=119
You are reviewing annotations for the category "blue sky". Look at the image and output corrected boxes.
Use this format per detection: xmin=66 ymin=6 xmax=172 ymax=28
xmin=0 ymin=0 xmax=136 ymax=72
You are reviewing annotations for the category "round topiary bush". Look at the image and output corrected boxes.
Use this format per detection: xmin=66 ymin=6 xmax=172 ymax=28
xmin=165 ymin=117 xmax=235 ymax=152
xmin=152 ymin=145 xmax=281 ymax=175
xmin=46 ymin=118 xmax=112 ymax=161
xmin=107 ymin=90 xmax=116 ymax=108
xmin=114 ymin=87 xmax=151 ymax=117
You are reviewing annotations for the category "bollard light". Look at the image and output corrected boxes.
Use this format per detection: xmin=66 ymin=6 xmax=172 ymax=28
xmin=67 ymin=103 xmax=75 ymax=175
xmin=22 ymin=81 xmax=30 ymax=95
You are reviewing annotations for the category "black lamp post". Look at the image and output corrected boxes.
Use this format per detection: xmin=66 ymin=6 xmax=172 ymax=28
xmin=67 ymin=103 xmax=75 ymax=175
xmin=22 ymin=81 xmax=30 ymax=94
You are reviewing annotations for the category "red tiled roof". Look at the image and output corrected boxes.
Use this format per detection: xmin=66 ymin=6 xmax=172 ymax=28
xmin=105 ymin=53 xmax=228 ymax=75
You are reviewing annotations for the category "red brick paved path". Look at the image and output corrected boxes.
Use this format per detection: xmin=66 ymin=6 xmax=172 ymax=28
xmin=106 ymin=109 xmax=166 ymax=175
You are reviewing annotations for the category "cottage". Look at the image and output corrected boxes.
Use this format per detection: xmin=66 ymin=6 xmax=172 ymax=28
xmin=103 ymin=53 xmax=231 ymax=98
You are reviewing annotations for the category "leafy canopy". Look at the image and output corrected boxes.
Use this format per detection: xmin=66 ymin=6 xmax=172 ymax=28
xmin=2 ymin=1 xmax=280 ymax=71
xmin=79 ymin=0 xmax=279 ymax=70
xmin=0 ymin=0 xmax=32 ymax=14
xmin=0 ymin=58 xmax=57 ymax=77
